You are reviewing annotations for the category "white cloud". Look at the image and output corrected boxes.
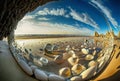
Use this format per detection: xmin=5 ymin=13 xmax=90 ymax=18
xmin=38 ymin=17 xmax=50 ymax=21
xmin=37 ymin=8 xmax=69 ymax=18
xmin=15 ymin=15 xmax=93 ymax=35
xmin=69 ymin=7 xmax=99 ymax=29
xmin=89 ymin=0 xmax=119 ymax=29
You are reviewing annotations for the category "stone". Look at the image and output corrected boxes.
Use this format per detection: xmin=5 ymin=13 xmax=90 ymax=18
xmin=30 ymin=65 xmax=38 ymax=72
xmin=93 ymin=50 xmax=97 ymax=56
xmin=63 ymin=53 xmax=72 ymax=60
xmin=85 ymin=54 xmax=94 ymax=60
xmin=48 ymin=74 xmax=65 ymax=81
xmin=88 ymin=60 xmax=97 ymax=67
xmin=80 ymin=66 xmax=97 ymax=79
xmin=68 ymin=57 xmax=79 ymax=66
xmin=18 ymin=60 xmax=33 ymax=76
xmin=70 ymin=76 xmax=83 ymax=81
xmin=33 ymin=58 xmax=43 ymax=67
xmin=81 ymin=48 xmax=89 ymax=54
xmin=34 ymin=69 xmax=48 ymax=81
xmin=59 ymin=67 xmax=71 ymax=78
xmin=54 ymin=55 xmax=64 ymax=64
xmin=40 ymin=57 xmax=48 ymax=65
xmin=71 ymin=64 xmax=86 ymax=75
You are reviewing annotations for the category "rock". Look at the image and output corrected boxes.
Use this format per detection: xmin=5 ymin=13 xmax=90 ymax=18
xmin=80 ymin=66 xmax=97 ymax=79
xmin=81 ymin=48 xmax=89 ymax=54
xmin=33 ymin=58 xmax=43 ymax=67
xmin=54 ymin=55 xmax=64 ymax=64
xmin=65 ymin=45 xmax=71 ymax=52
xmin=68 ymin=57 xmax=79 ymax=66
xmin=85 ymin=54 xmax=94 ymax=60
xmin=63 ymin=53 xmax=72 ymax=60
xmin=70 ymin=76 xmax=83 ymax=81
xmin=88 ymin=60 xmax=97 ymax=67
xmin=30 ymin=65 xmax=38 ymax=72
xmin=81 ymin=45 xmax=84 ymax=48
xmin=59 ymin=67 xmax=71 ymax=78
xmin=93 ymin=50 xmax=97 ymax=56
xmin=28 ymin=62 xmax=33 ymax=66
xmin=71 ymin=64 xmax=86 ymax=75
xmin=48 ymin=74 xmax=65 ymax=81
xmin=34 ymin=69 xmax=48 ymax=81
xmin=18 ymin=60 xmax=33 ymax=76
xmin=40 ymin=57 xmax=48 ymax=65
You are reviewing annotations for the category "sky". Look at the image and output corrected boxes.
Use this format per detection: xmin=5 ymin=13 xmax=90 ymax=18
xmin=15 ymin=0 xmax=120 ymax=35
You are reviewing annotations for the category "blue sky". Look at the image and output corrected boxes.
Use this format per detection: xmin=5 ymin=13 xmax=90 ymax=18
xmin=15 ymin=0 xmax=120 ymax=35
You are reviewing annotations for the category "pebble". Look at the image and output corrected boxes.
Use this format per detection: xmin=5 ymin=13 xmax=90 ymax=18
xmin=70 ymin=76 xmax=83 ymax=81
xmin=59 ymin=67 xmax=71 ymax=78
xmin=54 ymin=55 xmax=64 ymax=64
xmin=80 ymin=65 xmax=97 ymax=79
xmin=88 ymin=60 xmax=97 ymax=67
xmin=68 ymin=57 xmax=79 ymax=66
xmin=81 ymin=48 xmax=89 ymax=54
xmin=18 ymin=60 xmax=33 ymax=76
xmin=48 ymin=74 xmax=65 ymax=81
xmin=30 ymin=65 xmax=38 ymax=72
xmin=71 ymin=64 xmax=86 ymax=75
xmin=40 ymin=57 xmax=48 ymax=65
xmin=34 ymin=69 xmax=48 ymax=81
xmin=85 ymin=54 xmax=94 ymax=60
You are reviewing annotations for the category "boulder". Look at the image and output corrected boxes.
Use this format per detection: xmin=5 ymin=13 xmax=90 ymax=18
xmin=34 ymin=69 xmax=48 ymax=81
xmin=48 ymin=74 xmax=65 ymax=81
xmin=18 ymin=60 xmax=33 ymax=76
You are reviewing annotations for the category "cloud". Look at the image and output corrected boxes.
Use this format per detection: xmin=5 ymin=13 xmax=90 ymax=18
xmin=89 ymin=0 xmax=119 ymax=29
xmin=37 ymin=8 xmax=69 ymax=18
xmin=37 ymin=17 xmax=50 ymax=21
xmin=69 ymin=7 xmax=99 ymax=29
xmin=15 ymin=15 xmax=93 ymax=35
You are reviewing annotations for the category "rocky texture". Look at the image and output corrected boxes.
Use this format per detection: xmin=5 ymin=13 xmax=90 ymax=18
xmin=0 ymin=0 xmax=55 ymax=41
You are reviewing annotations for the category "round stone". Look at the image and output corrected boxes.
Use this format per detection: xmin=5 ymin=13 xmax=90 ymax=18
xmin=59 ymin=67 xmax=71 ymax=78
xmin=48 ymin=74 xmax=65 ymax=81
xmin=70 ymin=76 xmax=83 ymax=81
xmin=81 ymin=48 xmax=89 ymax=54
xmin=85 ymin=54 xmax=94 ymax=60
xmin=88 ymin=60 xmax=97 ymax=67
xmin=34 ymin=69 xmax=48 ymax=81
xmin=40 ymin=57 xmax=48 ymax=65
xmin=71 ymin=64 xmax=86 ymax=75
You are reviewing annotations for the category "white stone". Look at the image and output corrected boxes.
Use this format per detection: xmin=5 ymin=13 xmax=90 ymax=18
xmin=80 ymin=66 xmax=97 ymax=79
xmin=40 ymin=57 xmax=48 ymax=65
xmin=48 ymin=74 xmax=65 ymax=81
xmin=88 ymin=60 xmax=97 ymax=67
xmin=70 ymin=76 xmax=83 ymax=81
xmin=33 ymin=58 xmax=43 ymax=67
xmin=85 ymin=54 xmax=94 ymax=60
xmin=81 ymin=48 xmax=89 ymax=54
xmin=68 ymin=57 xmax=78 ymax=66
xmin=34 ymin=69 xmax=48 ymax=81
xmin=18 ymin=60 xmax=33 ymax=75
